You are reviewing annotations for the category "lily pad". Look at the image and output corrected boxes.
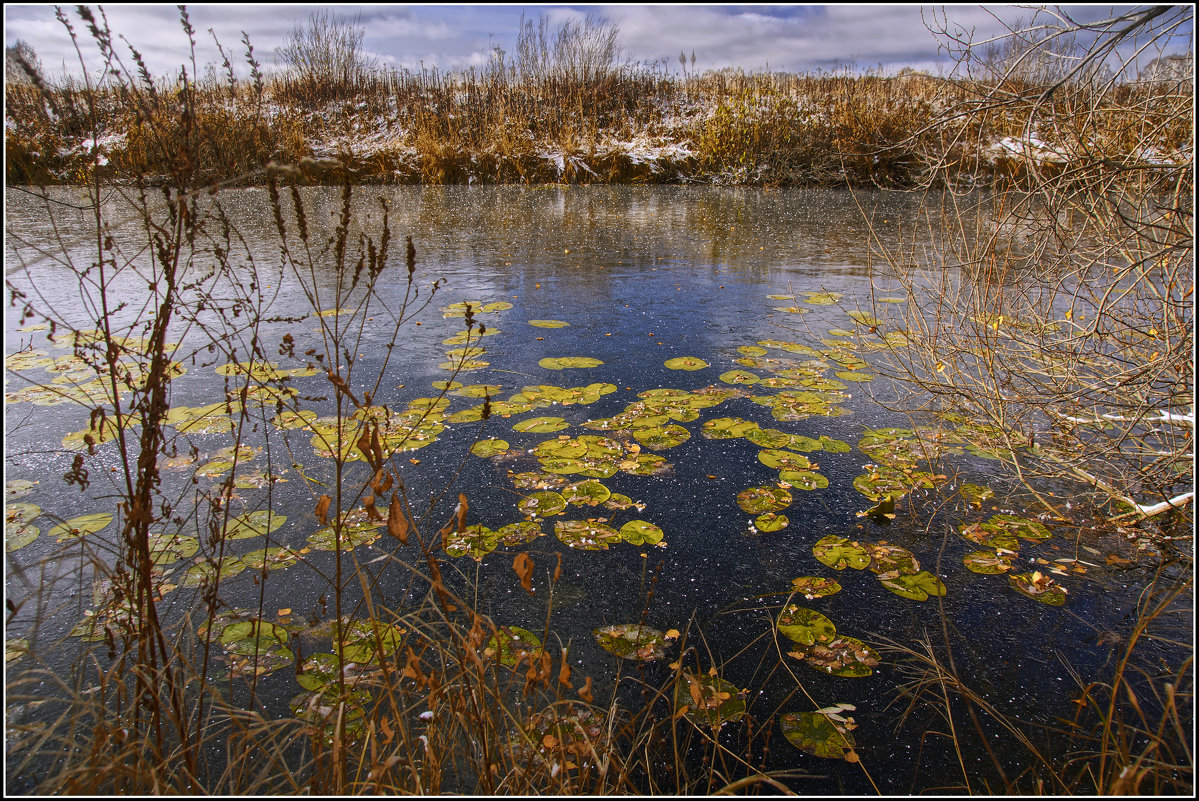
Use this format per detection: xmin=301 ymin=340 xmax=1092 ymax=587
xmin=777 ymin=604 xmax=836 ymax=647
xmin=306 ymin=521 xmax=381 ymax=550
xmin=221 ymin=510 xmax=286 ymax=541
xmin=701 ymin=417 xmax=760 ymax=439
xmin=539 ymin=357 xmax=603 ymax=370
xmin=879 ymin=570 xmax=947 ymax=601
xmin=779 ymin=470 xmax=828 ymax=491
xmin=817 ymin=436 xmax=851 ymax=453
xmin=562 ymin=480 xmax=612 ymax=507
xmin=780 ymin=711 xmax=857 ymax=759
xmin=719 ymin=369 xmax=760 ymax=385
xmin=334 ymin=619 xmax=407 ymax=664
xmin=1009 ymin=571 xmax=1067 ymax=605
xmin=736 ymin=485 xmax=793 ymax=514
xmin=529 ymin=319 xmax=569 ymax=328
xmin=989 ymin=514 xmax=1052 ymax=541
xmin=49 ymin=512 xmax=113 ymax=540
xmin=791 ymin=576 xmax=842 ymax=598
xmin=753 ymin=513 xmax=789 ymax=532
xmin=634 ymin=424 xmax=691 ymax=450
xmin=518 ymin=491 xmax=567 ymax=519
xmin=674 ymin=671 xmax=747 ymax=729
xmin=470 ymin=438 xmax=511 ymax=457
xmin=486 ymin=626 xmax=542 ymax=668
xmin=555 ymin=520 xmax=620 ymax=550
xmin=6 ymin=522 xmax=39 ymax=552
xmin=496 ymin=521 xmax=544 ymax=546
xmin=444 ymin=524 xmax=500 ymax=560
xmin=800 ymin=636 xmax=881 ymax=677
xmin=6 ymin=479 xmax=38 ymax=500
xmin=757 ymin=449 xmax=813 ymax=471
xmin=959 ymin=483 xmax=996 ymax=508
xmin=593 ymin=624 xmax=673 ymax=661
xmin=963 ymin=550 xmax=1014 ymax=574
xmin=813 ymin=535 xmax=870 ymax=570
xmin=619 ymin=520 xmax=665 ymax=546
xmin=513 ymin=416 xmax=569 ymax=433
xmin=865 ymin=543 xmax=920 ymax=578
xmin=664 ymin=356 xmax=709 ymax=371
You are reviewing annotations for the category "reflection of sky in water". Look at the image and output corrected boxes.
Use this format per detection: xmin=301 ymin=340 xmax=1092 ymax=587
xmin=4 ymin=186 xmax=1188 ymax=794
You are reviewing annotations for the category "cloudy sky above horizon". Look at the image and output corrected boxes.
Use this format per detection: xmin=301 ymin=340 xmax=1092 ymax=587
xmin=4 ymin=4 xmax=1193 ymax=82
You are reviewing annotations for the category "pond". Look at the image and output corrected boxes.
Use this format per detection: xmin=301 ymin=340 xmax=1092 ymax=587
xmin=4 ymin=185 xmax=1189 ymax=793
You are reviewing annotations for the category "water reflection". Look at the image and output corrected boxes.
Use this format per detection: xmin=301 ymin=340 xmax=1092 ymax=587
xmin=4 ymin=185 xmax=1182 ymax=795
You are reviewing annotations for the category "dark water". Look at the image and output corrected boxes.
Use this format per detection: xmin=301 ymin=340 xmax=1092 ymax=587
xmin=4 ymin=185 xmax=1189 ymax=793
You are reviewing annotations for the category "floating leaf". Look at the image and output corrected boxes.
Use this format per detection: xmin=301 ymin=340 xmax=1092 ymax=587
xmin=813 ymin=535 xmax=870 ymax=570
xmin=780 ymin=711 xmax=857 ymax=759
xmin=6 ymin=503 xmax=40 ymax=526
xmin=470 ymin=438 xmax=511 ymax=458
xmin=802 ymin=291 xmax=843 ymax=306
xmin=719 ymin=369 xmax=760 ymax=385
xmin=664 ymin=356 xmax=709 ymax=371
xmin=801 ymin=636 xmax=880 ymax=677
xmin=619 ymin=520 xmax=665 ymax=546
xmin=634 ymin=424 xmax=691 ymax=450
xmin=49 ymin=512 xmax=113 ymax=540
xmin=736 ymin=485 xmax=792 ymax=514
xmin=555 ymin=520 xmax=620 ymax=550
xmin=879 ymin=570 xmax=947 ymax=600
xmin=791 ymin=576 xmax=842 ymax=598
xmin=6 ymin=522 xmax=39 ymax=552
xmin=529 ymin=319 xmax=569 ymax=328
xmin=777 ymin=604 xmax=836 ymax=647
xmin=865 ymin=543 xmax=920 ymax=578
xmin=6 ymin=479 xmax=38 ymax=500
xmin=562 ymin=480 xmax=612 ymax=507
xmin=518 ymin=491 xmax=567 ymax=519
xmin=989 ymin=514 xmax=1052 ymax=541
xmin=963 ymin=550 xmax=1013 ymax=574
xmin=454 ymin=383 xmax=503 ymax=398
xmin=593 ymin=624 xmax=672 ymax=661
xmin=674 ymin=671 xmax=747 ymax=729
xmin=147 ymin=533 xmax=199 ymax=566
xmin=959 ymin=483 xmax=995 ymax=508
xmin=496 ymin=521 xmax=543 ymax=546
xmin=334 ymin=619 xmax=407 ymax=664
xmin=539 ymin=357 xmax=603 ymax=370
xmin=486 ymin=626 xmax=542 ymax=667
xmin=743 ymin=427 xmax=794 ymax=449
xmin=757 ymin=450 xmax=813 ymax=471
xmin=701 ymin=417 xmax=760 ymax=439
xmin=753 ymin=513 xmax=789 ymax=532
xmin=779 ymin=470 xmax=828 ymax=491
xmin=222 ymin=510 xmax=285 ymax=541
xmin=958 ymin=521 xmax=1020 ymax=551
xmin=307 ymin=521 xmax=381 ymax=550
xmin=513 ymin=416 xmax=569 ymax=433
xmin=835 ymin=371 xmax=874 ymax=382
xmin=1009 ymin=571 xmax=1067 ymax=605
xmin=444 ymin=524 xmax=499 ymax=560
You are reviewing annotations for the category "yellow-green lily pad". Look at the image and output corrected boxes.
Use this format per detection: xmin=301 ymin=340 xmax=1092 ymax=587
xmin=619 ymin=519 xmax=665 ymax=546
xmin=665 ymin=356 xmax=709 ymax=371
xmin=593 ymin=624 xmax=673 ymax=661
xmin=49 ymin=512 xmax=113 ymax=540
xmin=780 ymin=711 xmax=857 ymax=759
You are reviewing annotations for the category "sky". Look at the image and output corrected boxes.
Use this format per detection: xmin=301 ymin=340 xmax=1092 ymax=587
xmin=4 ymin=3 xmax=1194 ymax=82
